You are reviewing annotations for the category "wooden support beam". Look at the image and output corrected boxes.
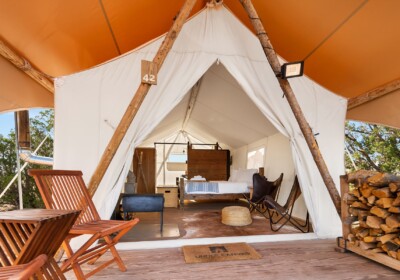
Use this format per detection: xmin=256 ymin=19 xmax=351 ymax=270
xmin=239 ymin=0 xmax=341 ymax=215
xmin=0 ymin=40 xmax=54 ymax=93
xmin=182 ymin=77 xmax=202 ymax=130
xmin=340 ymin=175 xmax=350 ymax=239
xmin=16 ymin=110 xmax=30 ymax=149
xmin=87 ymin=0 xmax=198 ymax=196
xmin=347 ymin=78 xmax=400 ymax=110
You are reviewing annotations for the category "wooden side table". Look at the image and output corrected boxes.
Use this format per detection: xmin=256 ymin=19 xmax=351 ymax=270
xmin=156 ymin=185 xmax=178 ymax=208
xmin=0 ymin=209 xmax=80 ymax=279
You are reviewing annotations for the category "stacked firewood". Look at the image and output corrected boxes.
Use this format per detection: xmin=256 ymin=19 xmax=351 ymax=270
xmin=345 ymin=170 xmax=400 ymax=260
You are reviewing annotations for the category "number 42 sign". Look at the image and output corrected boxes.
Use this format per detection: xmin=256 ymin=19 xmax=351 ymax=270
xmin=141 ymin=60 xmax=158 ymax=85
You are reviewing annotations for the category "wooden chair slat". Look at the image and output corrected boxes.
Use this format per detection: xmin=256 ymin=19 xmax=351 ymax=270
xmin=4 ymin=224 xmax=24 ymax=253
xmin=0 ymin=230 xmax=14 ymax=266
xmin=0 ymin=224 xmax=19 ymax=263
xmin=0 ymin=254 xmax=67 ymax=280
xmin=28 ymin=169 xmax=140 ymax=280
xmin=13 ymin=223 xmax=30 ymax=246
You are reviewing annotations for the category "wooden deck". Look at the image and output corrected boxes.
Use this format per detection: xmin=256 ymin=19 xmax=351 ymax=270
xmin=63 ymin=201 xmax=399 ymax=279
xmin=65 ymin=239 xmax=399 ymax=279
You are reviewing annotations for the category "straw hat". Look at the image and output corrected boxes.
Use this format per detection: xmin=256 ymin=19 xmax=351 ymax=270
xmin=221 ymin=206 xmax=252 ymax=226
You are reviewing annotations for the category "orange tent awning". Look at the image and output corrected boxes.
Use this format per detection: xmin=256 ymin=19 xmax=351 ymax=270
xmin=0 ymin=0 xmax=399 ymax=127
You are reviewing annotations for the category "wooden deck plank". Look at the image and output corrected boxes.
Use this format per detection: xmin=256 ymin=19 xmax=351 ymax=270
xmin=65 ymin=239 xmax=399 ymax=279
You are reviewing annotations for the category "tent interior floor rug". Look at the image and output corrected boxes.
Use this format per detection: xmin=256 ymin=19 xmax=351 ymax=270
xmin=182 ymin=242 xmax=262 ymax=264
xmin=120 ymin=223 xmax=182 ymax=242
xmin=118 ymin=200 xmax=307 ymax=242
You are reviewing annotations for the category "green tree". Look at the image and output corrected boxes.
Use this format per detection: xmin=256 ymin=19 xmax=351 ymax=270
xmin=0 ymin=110 xmax=54 ymax=209
xmin=345 ymin=121 xmax=400 ymax=174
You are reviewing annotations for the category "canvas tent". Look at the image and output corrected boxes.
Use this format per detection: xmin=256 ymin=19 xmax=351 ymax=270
xmin=54 ymin=6 xmax=346 ymax=238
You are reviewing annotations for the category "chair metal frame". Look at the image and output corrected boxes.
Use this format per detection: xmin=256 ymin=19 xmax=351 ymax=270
xmin=28 ymin=169 xmax=140 ymax=280
xmin=263 ymin=176 xmax=310 ymax=233
xmin=244 ymin=173 xmax=284 ymax=216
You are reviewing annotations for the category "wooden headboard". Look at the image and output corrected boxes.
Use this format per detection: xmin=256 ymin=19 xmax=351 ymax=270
xmin=187 ymin=144 xmax=230 ymax=181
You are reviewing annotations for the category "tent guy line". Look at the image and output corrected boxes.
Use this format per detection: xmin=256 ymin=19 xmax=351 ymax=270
xmin=302 ymin=0 xmax=369 ymax=62
xmin=99 ymin=0 xmax=121 ymax=56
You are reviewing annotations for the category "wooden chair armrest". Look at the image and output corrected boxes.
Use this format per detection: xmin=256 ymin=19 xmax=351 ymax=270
xmin=9 ymin=254 xmax=48 ymax=280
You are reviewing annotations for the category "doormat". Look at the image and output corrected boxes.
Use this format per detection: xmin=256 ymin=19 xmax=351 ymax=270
xmin=182 ymin=242 xmax=261 ymax=264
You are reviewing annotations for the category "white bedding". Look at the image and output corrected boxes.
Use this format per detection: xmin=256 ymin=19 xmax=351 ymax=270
xmin=213 ymin=181 xmax=249 ymax=194
xmin=185 ymin=181 xmax=249 ymax=194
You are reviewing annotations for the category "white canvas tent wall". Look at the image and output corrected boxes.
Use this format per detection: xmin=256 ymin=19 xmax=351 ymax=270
xmin=54 ymin=6 xmax=346 ymax=238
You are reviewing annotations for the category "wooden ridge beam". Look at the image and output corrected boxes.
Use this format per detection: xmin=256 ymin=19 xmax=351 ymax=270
xmin=239 ymin=0 xmax=341 ymax=215
xmin=87 ymin=0 xmax=198 ymax=196
xmin=347 ymin=78 xmax=400 ymax=110
xmin=0 ymin=40 xmax=54 ymax=93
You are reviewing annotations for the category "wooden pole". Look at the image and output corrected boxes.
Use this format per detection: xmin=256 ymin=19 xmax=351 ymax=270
xmin=182 ymin=78 xmax=202 ymax=130
xmin=347 ymin=78 xmax=400 ymax=110
xmin=340 ymin=175 xmax=350 ymax=239
xmin=238 ymin=0 xmax=341 ymax=215
xmin=16 ymin=110 xmax=31 ymax=149
xmin=0 ymin=40 xmax=54 ymax=93
xmin=87 ymin=0 xmax=198 ymax=196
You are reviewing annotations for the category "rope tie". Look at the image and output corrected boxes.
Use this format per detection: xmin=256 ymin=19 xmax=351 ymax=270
xmin=207 ymin=0 xmax=223 ymax=8
xmin=19 ymin=58 xmax=32 ymax=71
xmin=18 ymin=58 xmax=55 ymax=81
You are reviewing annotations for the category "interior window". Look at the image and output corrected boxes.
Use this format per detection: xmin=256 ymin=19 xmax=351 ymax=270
xmin=168 ymin=153 xmax=187 ymax=163
xmin=247 ymin=147 xmax=265 ymax=169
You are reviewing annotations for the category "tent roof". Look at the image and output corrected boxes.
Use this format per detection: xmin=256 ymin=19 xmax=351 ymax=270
xmin=0 ymin=0 xmax=399 ymax=127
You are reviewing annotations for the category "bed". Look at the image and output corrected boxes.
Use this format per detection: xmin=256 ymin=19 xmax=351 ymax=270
xmin=178 ymin=168 xmax=260 ymax=206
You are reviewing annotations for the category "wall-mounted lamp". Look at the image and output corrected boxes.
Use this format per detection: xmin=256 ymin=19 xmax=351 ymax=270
xmin=281 ymin=61 xmax=304 ymax=79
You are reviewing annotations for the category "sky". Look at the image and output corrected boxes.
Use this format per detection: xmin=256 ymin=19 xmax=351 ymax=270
xmin=0 ymin=108 xmax=45 ymax=136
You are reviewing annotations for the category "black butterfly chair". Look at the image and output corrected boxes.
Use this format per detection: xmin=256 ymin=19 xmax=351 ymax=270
xmin=244 ymin=173 xmax=283 ymax=216
xmin=263 ymin=176 xmax=310 ymax=232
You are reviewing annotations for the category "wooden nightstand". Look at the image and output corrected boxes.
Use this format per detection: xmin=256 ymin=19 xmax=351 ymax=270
xmin=157 ymin=185 xmax=179 ymax=208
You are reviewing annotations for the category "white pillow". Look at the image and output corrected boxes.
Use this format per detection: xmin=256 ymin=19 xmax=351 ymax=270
xmin=234 ymin=169 xmax=258 ymax=186
xmin=228 ymin=169 xmax=238 ymax=182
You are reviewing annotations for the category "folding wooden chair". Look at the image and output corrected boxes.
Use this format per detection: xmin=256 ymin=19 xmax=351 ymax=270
xmin=28 ymin=169 xmax=140 ymax=280
xmin=244 ymin=173 xmax=283 ymax=216
xmin=0 ymin=254 xmax=47 ymax=280
xmin=263 ymin=176 xmax=310 ymax=232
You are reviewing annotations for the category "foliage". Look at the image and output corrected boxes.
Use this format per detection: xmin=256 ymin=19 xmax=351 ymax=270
xmin=0 ymin=110 xmax=54 ymax=209
xmin=345 ymin=121 xmax=400 ymax=174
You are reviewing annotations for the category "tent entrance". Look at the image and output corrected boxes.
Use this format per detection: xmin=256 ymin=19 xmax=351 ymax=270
xmin=123 ymin=63 xmax=311 ymax=242
xmin=54 ymin=6 xmax=345 ymax=241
